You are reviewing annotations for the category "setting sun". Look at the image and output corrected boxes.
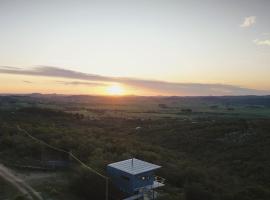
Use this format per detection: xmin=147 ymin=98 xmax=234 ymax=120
xmin=106 ymin=85 xmax=125 ymax=96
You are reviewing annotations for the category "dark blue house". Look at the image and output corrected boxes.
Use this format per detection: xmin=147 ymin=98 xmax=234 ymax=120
xmin=107 ymin=158 xmax=164 ymax=199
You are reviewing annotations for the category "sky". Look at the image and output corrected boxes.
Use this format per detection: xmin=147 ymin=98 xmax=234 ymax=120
xmin=0 ymin=0 xmax=270 ymax=96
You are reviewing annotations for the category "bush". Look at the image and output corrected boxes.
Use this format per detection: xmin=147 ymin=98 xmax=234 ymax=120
xmin=69 ymin=167 xmax=106 ymax=200
xmin=184 ymin=183 xmax=213 ymax=200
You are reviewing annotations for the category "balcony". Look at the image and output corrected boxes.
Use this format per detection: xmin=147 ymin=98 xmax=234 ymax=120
xmin=146 ymin=176 xmax=165 ymax=189
xmin=123 ymin=176 xmax=165 ymax=200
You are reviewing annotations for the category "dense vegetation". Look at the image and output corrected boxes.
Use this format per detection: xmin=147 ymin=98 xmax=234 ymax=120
xmin=0 ymin=95 xmax=270 ymax=200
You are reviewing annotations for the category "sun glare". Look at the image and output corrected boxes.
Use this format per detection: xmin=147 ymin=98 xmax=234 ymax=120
xmin=106 ymin=85 xmax=125 ymax=96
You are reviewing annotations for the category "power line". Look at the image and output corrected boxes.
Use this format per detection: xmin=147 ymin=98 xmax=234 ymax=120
xmin=16 ymin=125 xmax=109 ymax=200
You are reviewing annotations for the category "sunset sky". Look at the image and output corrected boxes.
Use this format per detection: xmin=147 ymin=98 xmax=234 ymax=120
xmin=0 ymin=0 xmax=270 ymax=96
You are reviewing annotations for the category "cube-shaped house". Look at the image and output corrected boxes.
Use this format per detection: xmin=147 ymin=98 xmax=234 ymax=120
xmin=107 ymin=158 xmax=164 ymax=197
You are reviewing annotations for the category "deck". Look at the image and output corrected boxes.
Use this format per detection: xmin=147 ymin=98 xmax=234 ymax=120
xmin=123 ymin=179 xmax=165 ymax=200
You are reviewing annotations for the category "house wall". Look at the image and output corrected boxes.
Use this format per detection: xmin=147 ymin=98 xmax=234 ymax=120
xmin=107 ymin=166 xmax=155 ymax=195
xmin=132 ymin=171 xmax=155 ymax=191
xmin=107 ymin=166 xmax=133 ymax=194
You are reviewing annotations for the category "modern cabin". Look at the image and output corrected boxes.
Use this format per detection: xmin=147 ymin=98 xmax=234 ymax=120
xmin=107 ymin=158 xmax=165 ymax=199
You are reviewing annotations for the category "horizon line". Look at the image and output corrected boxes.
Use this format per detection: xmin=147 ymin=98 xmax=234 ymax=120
xmin=0 ymin=92 xmax=269 ymax=98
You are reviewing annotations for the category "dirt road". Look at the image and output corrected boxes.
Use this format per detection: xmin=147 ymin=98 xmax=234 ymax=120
xmin=0 ymin=164 xmax=43 ymax=200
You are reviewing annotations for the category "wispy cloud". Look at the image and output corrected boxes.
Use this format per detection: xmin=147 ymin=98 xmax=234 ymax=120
xmin=240 ymin=16 xmax=256 ymax=28
xmin=22 ymin=80 xmax=33 ymax=84
xmin=0 ymin=66 xmax=111 ymax=82
xmin=253 ymin=39 xmax=270 ymax=46
xmin=56 ymin=80 xmax=107 ymax=86
xmin=0 ymin=66 xmax=268 ymax=96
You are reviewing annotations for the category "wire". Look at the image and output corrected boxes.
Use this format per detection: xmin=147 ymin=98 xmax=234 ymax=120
xmin=16 ymin=125 xmax=108 ymax=179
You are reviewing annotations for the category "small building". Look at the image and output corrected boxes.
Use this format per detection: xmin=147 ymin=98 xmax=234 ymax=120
xmin=107 ymin=158 xmax=165 ymax=200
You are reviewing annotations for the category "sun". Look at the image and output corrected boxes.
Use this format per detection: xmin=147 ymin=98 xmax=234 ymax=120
xmin=106 ymin=85 xmax=125 ymax=96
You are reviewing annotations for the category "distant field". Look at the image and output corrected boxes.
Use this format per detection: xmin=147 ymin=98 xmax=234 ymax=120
xmin=1 ymin=95 xmax=270 ymax=119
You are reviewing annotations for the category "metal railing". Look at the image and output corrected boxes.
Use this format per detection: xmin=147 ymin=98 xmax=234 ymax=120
xmin=154 ymin=176 xmax=165 ymax=184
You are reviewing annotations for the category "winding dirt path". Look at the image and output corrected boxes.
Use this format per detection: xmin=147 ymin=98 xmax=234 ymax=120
xmin=0 ymin=164 xmax=43 ymax=200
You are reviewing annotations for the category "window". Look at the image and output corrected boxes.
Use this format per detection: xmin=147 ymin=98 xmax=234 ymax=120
xmin=141 ymin=176 xmax=150 ymax=180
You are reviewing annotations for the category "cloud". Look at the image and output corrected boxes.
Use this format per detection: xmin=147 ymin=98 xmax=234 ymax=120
xmin=22 ymin=80 xmax=33 ymax=84
xmin=0 ymin=66 xmax=268 ymax=96
xmin=253 ymin=39 xmax=270 ymax=46
xmin=121 ymin=79 xmax=266 ymax=96
xmin=240 ymin=16 xmax=256 ymax=28
xmin=56 ymin=80 xmax=107 ymax=86
xmin=0 ymin=66 xmax=111 ymax=82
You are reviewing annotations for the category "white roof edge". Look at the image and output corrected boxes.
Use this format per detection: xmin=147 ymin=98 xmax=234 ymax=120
xmin=108 ymin=158 xmax=161 ymax=175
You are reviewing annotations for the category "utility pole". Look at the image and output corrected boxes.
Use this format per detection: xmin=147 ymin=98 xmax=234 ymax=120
xmin=106 ymin=177 xmax=109 ymax=200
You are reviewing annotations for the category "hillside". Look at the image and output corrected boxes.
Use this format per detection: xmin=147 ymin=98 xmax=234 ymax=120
xmin=0 ymin=95 xmax=270 ymax=200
